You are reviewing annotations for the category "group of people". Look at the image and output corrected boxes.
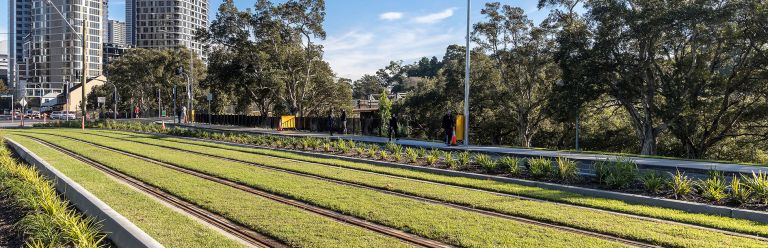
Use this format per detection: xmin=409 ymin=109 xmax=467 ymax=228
xmin=327 ymin=109 xmax=348 ymax=136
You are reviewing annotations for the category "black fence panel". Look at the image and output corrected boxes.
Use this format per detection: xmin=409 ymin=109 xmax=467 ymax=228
xmin=194 ymin=114 xmax=382 ymax=136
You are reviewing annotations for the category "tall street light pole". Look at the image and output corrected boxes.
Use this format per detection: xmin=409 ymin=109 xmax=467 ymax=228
xmin=44 ymin=0 xmax=88 ymax=119
xmin=463 ymin=0 xmax=471 ymax=146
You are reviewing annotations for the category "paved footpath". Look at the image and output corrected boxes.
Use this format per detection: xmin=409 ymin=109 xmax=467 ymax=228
xmin=163 ymin=122 xmax=768 ymax=175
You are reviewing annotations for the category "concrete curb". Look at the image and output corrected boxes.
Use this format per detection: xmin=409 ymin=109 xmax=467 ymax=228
xmin=6 ymin=138 xmax=164 ymax=248
xmin=158 ymin=133 xmax=768 ymax=224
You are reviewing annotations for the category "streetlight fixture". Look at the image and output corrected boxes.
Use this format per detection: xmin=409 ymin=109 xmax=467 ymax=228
xmin=175 ymin=67 xmax=192 ymax=123
xmin=463 ymin=0 xmax=471 ymax=146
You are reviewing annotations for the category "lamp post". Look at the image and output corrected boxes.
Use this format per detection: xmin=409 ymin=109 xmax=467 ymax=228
xmin=175 ymin=67 xmax=191 ymax=123
xmin=463 ymin=0 xmax=471 ymax=146
xmin=44 ymin=0 xmax=89 ymax=119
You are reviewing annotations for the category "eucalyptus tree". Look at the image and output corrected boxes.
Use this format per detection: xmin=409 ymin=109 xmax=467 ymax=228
xmin=472 ymin=2 xmax=559 ymax=147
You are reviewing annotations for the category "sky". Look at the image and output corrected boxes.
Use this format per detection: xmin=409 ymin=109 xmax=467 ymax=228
xmin=1 ymin=0 xmax=553 ymax=80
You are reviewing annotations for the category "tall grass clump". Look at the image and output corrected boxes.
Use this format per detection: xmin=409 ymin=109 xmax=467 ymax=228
xmin=670 ymin=170 xmax=693 ymax=200
xmin=527 ymin=158 xmax=553 ymax=179
xmin=696 ymin=170 xmax=727 ymax=203
xmin=556 ymin=157 xmax=578 ymax=182
xmin=474 ymin=154 xmax=497 ymax=173
xmin=744 ymin=172 xmax=768 ymax=204
xmin=405 ymin=148 xmax=419 ymax=164
xmin=729 ymin=176 xmax=752 ymax=206
xmin=426 ymin=150 xmax=440 ymax=166
xmin=499 ymin=157 xmax=521 ymax=176
xmin=640 ymin=172 xmax=666 ymax=194
xmin=594 ymin=158 xmax=638 ymax=189
xmin=0 ymin=142 xmax=105 ymax=247
xmin=457 ymin=151 xmax=471 ymax=170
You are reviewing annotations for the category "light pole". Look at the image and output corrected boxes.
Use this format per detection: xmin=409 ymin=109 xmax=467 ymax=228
xmin=463 ymin=0 xmax=471 ymax=146
xmin=175 ymin=67 xmax=191 ymax=123
xmin=44 ymin=0 xmax=89 ymax=119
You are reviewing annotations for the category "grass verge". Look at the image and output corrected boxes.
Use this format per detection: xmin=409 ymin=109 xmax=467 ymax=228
xmin=71 ymin=130 xmax=768 ymax=247
xmin=82 ymin=129 xmax=768 ymax=238
xmin=12 ymin=133 xmax=408 ymax=248
xmin=6 ymin=134 xmax=245 ymax=248
xmin=18 ymin=130 xmax=627 ymax=248
xmin=0 ymin=137 xmax=104 ymax=247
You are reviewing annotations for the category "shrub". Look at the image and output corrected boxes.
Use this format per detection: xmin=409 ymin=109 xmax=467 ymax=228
xmin=354 ymin=147 xmax=365 ymax=156
xmin=322 ymin=143 xmax=332 ymax=152
xmin=443 ymin=151 xmax=458 ymax=169
xmin=348 ymin=140 xmax=357 ymax=150
xmin=527 ymin=158 xmax=553 ymax=178
xmin=744 ymin=172 xmax=768 ymax=204
xmin=499 ymin=157 xmax=521 ymax=176
xmin=670 ymin=170 xmax=693 ymax=200
xmin=379 ymin=150 xmax=389 ymax=161
xmin=337 ymin=140 xmax=349 ymax=154
xmin=594 ymin=159 xmax=638 ymax=189
xmin=475 ymin=154 xmax=497 ymax=173
xmin=457 ymin=151 xmax=471 ymax=170
xmin=393 ymin=150 xmax=402 ymax=162
xmin=417 ymin=148 xmax=427 ymax=158
xmin=405 ymin=148 xmax=419 ymax=163
xmin=556 ymin=157 xmax=578 ymax=182
xmin=696 ymin=177 xmax=727 ymax=203
xmin=729 ymin=176 xmax=752 ymax=206
xmin=426 ymin=151 xmax=440 ymax=166
xmin=640 ymin=172 xmax=666 ymax=194
xmin=367 ymin=146 xmax=378 ymax=158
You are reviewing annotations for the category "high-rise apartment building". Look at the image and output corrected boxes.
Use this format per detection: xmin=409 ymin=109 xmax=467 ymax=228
xmin=126 ymin=0 xmax=208 ymax=59
xmin=8 ymin=0 xmax=32 ymax=97
xmin=107 ymin=20 xmax=126 ymax=46
xmin=22 ymin=0 xmax=105 ymax=99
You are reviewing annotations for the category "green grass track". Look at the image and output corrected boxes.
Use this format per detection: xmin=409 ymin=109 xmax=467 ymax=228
xmin=16 ymin=130 xmax=628 ymax=248
xmin=51 ymin=129 xmax=768 ymax=247
xmin=75 ymin=129 xmax=768 ymax=238
xmin=8 ymin=133 xmax=410 ymax=248
xmin=5 ymin=134 xmax=244 ymax=248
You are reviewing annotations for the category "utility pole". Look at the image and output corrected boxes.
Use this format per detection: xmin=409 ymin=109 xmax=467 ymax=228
xmin=81 ymin=20 xmax=87 ymax=118
xmin=463 ymin=0 xmax=471 ymax=146
xmin=158 ymin=88 xmax=161 ymax=118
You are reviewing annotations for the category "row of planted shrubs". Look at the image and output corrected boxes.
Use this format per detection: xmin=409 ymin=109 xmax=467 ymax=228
xmin=0 ymin=139 xmax=105 ymax=247
xmin=40 ymin=120 xmax=768 ymax=208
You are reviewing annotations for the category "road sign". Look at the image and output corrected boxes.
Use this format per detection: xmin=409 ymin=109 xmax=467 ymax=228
xmin=207 ymin=93 xmax=213 ymax=101
xmin=97 ymin=97 xmax=106 ymax=103
xmin=19 ymin=98 xmax=27 ymax=107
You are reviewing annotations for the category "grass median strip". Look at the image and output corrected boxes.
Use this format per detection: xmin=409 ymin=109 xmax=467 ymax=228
xmin=6 ymin=134 xmax=244 ymax=248
xmin=19 ymin=130 xmax=629 ymax=248
xmin=14 ymin=133 xmax=409 ymax=248
xmin=60 ymin=130 xmax=768 ymax=247
xmin=77 ymin=129 xmax=768 ymax=238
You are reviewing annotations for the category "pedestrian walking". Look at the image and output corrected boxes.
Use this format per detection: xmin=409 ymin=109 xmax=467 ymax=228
xmin=340 ymin=110 xmax=347 ymax=134
xmin=328 ymin=110 xmax=335 ymax=136
xmin=389 ymin=113 xmax=399 ymax=142
xmin=442 ymin=112 xmax=452 ymax=145
xmin=181 ymin=106 xmax=187 ymax=123
xmin=134 ymin=106 xmax=140 ymax=119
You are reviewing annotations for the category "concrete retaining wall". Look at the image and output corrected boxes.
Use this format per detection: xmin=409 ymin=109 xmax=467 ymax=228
xmin=6 ymin=138 xmax=164 ymax=248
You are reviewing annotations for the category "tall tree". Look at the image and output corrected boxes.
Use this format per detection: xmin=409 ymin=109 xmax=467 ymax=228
xmin=473 ymin=3 xmax=558 ymax=147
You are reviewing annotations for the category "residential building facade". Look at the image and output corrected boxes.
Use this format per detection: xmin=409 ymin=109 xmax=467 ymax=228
xmin=126 ymin=0 xmax=208 ymax=59
xmin=107 ymin=20 xmax=126 ymax=46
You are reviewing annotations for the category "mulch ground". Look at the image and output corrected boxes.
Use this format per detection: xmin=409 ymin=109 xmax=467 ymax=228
xmin=0 ymin=193 xmax=23 ymax=248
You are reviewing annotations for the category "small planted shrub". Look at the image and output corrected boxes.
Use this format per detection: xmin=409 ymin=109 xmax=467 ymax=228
xmin=417 ymin=148 xmax=427 ymax=159
xmin=475 ymin=154 xmax=497 ymax=173
xmin=457 ymin=151 xmax=471 ymax=170
xmin=696 ymin=169 xmax=727 ymax=202
xmin=499 ymin=157 xmax=521 ymax=176
xmin=348 ymin=140 xmax=357 ymax=150
xmin=744 ymin=172 xmax=768 ymax=204
xmin=556 ymin=157 xmax=578 ymax=182
xmin=640 ymin=172 xmax=666 ymax=194
xmin=443 ymin=151 xmax=458 ymax=169
xmin=379 ymin=150 xmax=389 ymax=161
xmin=670 ymin=170 xmax=693 ymax=200
xmin=594 ymin=159 xmax=638 ymax=189
xmin=405 ymin=148 xmax=419 ymax=163
xmin=729 ymin=176 xmax=752 ymax=206
xmin=426 ymin=151 xmax=440 ymax=166
xmin=337 ymin=139 xmax=349 ymax=154
xmin=393 ymin=150 xmax=402 ymax=162
xmin=367 ymin=146 xmax=378 ymax=158
xmin=527 ymin=158 xmax=553 ymax=179
xmin=354 ymin=147 xmax=365 ymax=156
xmin=323 ymin=143 xmax=332 ymax=152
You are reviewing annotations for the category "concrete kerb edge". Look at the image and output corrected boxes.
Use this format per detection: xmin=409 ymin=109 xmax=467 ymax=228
xmin=5 ymin=138 xmax=164 ymax=248
xmin=142 ymin=131 xmax=768 ymax=224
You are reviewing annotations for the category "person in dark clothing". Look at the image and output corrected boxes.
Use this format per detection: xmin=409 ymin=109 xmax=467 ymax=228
xmin=388 ymin=114 xmax=399 ymax=142
xmin=328 ymin=110 xmax=335 ymax=136
xmin=442 ymin=113 xmax=452 ymax=145
xmin=340 ymin=110 xmax=347 ymax=134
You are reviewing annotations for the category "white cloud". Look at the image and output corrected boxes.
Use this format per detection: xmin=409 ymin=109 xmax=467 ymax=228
xmin=413 ymin=8 xmax=456 ymax=24
xmin=379 ymin=12 xmax=403 ymax=21
xmin=322 ymin=25 xmax=461 ymax=80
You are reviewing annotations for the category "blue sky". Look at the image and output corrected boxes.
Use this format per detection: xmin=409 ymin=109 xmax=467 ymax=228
xmin=2 ymin=1 xmax=553 ymax=79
